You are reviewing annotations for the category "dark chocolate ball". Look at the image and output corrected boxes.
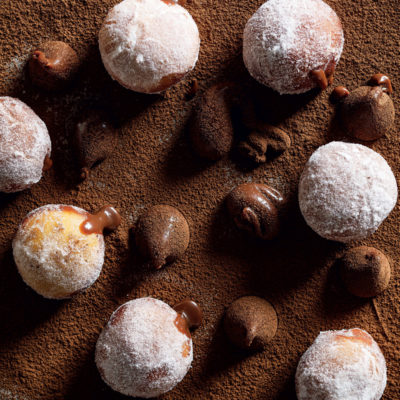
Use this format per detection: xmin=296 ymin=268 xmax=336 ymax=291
xmin=341 ymin=86 xmax=394 ymax=141
xmin=135 ymin=205 xmax=190 ymax=269
xmin=28 ymin=41 xmax=80 ymax=91
xmin=340 ymin=246 xmax=391 ymax=298
xmin=224 ymin=296 xmax=277 ymax=350
xmin=226 ymin=183 xmax=284 ymax=240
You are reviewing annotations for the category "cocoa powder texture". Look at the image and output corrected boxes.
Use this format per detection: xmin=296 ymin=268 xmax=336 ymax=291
xmin=0 ymin=1 xmax=400 ymax=400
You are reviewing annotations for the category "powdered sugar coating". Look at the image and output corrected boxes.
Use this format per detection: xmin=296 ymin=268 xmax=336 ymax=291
xmin=95 ymin=297 xmax=193 ymax=398
xmin=299 ymin=141 xmax=397 ymax=242
xmin=0 ymin=96 xmax=51 ymax=192
xmin=296 ymin=328 xmax=387 ymax=400
xmin=13 ymin=204 xmax=105 ymax=299
xmin=243 ymin=0 xmax=344 ymax=94
xmin=99 ymin=0 xmax=200 ymax=93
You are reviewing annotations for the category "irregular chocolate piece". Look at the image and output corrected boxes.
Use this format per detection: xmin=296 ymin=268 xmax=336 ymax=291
xmin=340 ymin=86 xmax=395 ymax=141
xmin=226 ymin=183 xmax=284 ymax=240
xmin=369 ymin=73 xmax=393 ymax=94
xmin=135 ymin=205 xmax=190 ymax=269
xmin=224 ymin=296 xmax=277 ymax=350
xmin=330 ymin=86 xmax=350 ymax=103
xmin=74 ymin=109 xmax=117 ymax=180
xmin=190 ymin=83 xmax=234 ymax=160
xmin=238 ymin=124 xmax=291 ymax=164
xmin=340 ymin=246 xmax=391 ymax=298
xmin=80 ymin=205 xmax=122 ymax=235
xmin=28 ymin=41 xmax=80 ymax=91
xmin=174 ymin=299 xmax=203 ymax=329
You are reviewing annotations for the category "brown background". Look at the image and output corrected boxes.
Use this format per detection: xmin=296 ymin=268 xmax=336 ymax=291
xmin=0 ymin=0 xmax=399 ymax=399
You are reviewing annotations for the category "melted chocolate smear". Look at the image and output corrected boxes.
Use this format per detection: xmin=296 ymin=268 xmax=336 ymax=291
xmin=174 ymin=299 xmax=203 ymax=331
xmin=369 ymin=73 xmax=393 ymax=94
xmin=80 ymin=205 xmax=121 ymax=235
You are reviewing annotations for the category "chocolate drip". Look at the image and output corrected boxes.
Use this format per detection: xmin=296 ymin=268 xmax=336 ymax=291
xmin=174 ymin=299 xmax=203 ymax=333
xmin=42 ymin=155 xmax=53 ymax=171
xmin=369 ymin=73 xmax=393 ymax=94
xmin=310 ymin=69 xmax=328 ymax=90
xmin=80 ymin=205 xmax=121 ymax=235
xmin=330 ymin=86 xmax=350 ymax=103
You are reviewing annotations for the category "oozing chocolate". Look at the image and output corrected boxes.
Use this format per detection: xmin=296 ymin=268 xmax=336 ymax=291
xmin=369 ymin=73 xmax=393 ymax=94
xmin=174 ymin=299 xmax=203 ymax=329
xmin=42 ymin=155 xmax=53 ymax=172
xmin=28 ymin=41 xmax=80 ymax=91
xmin=80 ymin=206 xmax=122 ymax=235
xmin=310 ymin=69 xmax=328 ymax=90
xmin=330 ymin=86 xmax=350 ymax=103
xmin=226 ymin=183 xmax=284 ymax=240
xmin=135 ymin=205 xmax=190 ymax=269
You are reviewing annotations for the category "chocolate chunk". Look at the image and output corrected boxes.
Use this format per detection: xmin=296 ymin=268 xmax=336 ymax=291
xmin=135 ymin=205 xmax=190 ymax=269
xmin=226 ymin=183 xmax=284 ymax=240
xmin=190 ymin=83 xmax=234 ymax=160
xmin=341 ymin=86 xmax=395 ymax=141
xmin=224 ymin=296 xmax=278 ymax=350
xmin=238 ymin=124 xmax=291 ymax=164
xmin=340 ymin=246 xmax=391 ymax=298
xmin=28 ymin=41 xmax=80 ymax=91
xmin=74 ymin=109 xmax=118 ymax=180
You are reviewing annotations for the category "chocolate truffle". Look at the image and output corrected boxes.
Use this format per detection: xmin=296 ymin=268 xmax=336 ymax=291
xmin=340 ymin=246 xmax=390 ymax=298
xmin=341 ymin=86 xmax=395 ymax=141
xmin=299 ymin=141 xmax=397 ymax=242
xmin=226 ymin=183 xmax=284 ymax=240
xmin=28 ymin=41 xmax=80 ymax=91
xmin=0 ymin=96 xmax=51 ymax=193
xmin=99 ymin=0 xmax=200 ymax=93
xmin=243 ymin=0 xmax=344 ymax=94
xmin=224 ymin=296 xmax=277 ymax=350
xmin=190 ymin=84 xmax=234 ymax=160
xmin=296 ymin=329 xmax=387 ymax=400
xmin=237 ymin=124 xmax=291 ymax=164
xmin=135 ymin=205 xmax=190 ymax=269
xmin=95 ymin=297 xmax=201 ymax=398
xmin=74 ymin=109 xmax=117 ymax=180
xmin=12 ymin=204 xmax=121 ymax=299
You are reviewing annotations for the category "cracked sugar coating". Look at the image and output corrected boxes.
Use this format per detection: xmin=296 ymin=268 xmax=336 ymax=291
xmin=296 ymin=328 xmax=387 ymax=400
xmin=299 ymin=141 xmax=397 ymax=242
xmin=95 ymin=297 xmax=193 ymax=398
xmin=243 ymin=0 xmax=344 ymax=94
xmin=99 ymin=0 xmax=200 ymax=93
xmin=13 ymin=205 xmax=105 ymax=299
xmin=0 ymin=96 xmax=51 ymax=192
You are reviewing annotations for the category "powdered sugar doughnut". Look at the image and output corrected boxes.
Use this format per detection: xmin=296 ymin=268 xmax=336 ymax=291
xmin=296 ymin=328 xmax=387 ymax=400
xmin=243 ymin=0 xmax=344 ymax=94
xmin=0 ymin=97 xmax=51 ymax=193
xmin=99 ymin=0 xmax=200 ymax=93
xmin=13 ymin=205 xmax=105 ymax=299
xmin=299 ymin=141 xmax=397 ymax=242
xmin=95 ymin=297 xmax=193 ymax=398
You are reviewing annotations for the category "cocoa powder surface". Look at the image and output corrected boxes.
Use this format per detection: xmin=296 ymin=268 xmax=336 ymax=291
xmin=0 ymin=1 xmax=399 ymax=399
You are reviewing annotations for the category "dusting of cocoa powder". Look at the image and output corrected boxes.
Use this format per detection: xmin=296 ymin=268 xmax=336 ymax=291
xmin=0 ymin=0 xmax=399 ymax=399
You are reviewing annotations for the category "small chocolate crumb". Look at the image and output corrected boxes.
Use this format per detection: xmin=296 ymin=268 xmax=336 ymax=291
xmin=135 ymin=205 xmax=190 ymax=269
xmin=340 ymin=246 xmax=391 ymax=298
xmin=28 ymin=41 xmax=80 ymax=91
xmin=74 ymin=109 xmax=117 ymax=179
xmin=237 ymin=124 xmax=291 ymax=165
xmin=190 ymin=83 xmax=234 ymax=160
xmin=224 ymin=296 xmax=278 ymax=350
xmin=226 ymin=183 xmax=284 ymax=240
xmin=340 ymin=86 xmax=395 ymax=141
